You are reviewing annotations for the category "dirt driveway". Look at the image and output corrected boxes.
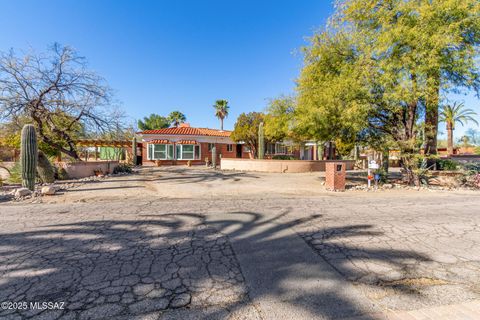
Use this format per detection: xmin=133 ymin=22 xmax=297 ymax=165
xmin=1 ymin=166 xmax=479 ymax=319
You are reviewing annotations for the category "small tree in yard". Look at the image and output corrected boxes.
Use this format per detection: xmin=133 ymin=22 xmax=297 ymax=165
xmin=231 ymin=112 xmax=265 ymax=158
xmin=0 ymin=43 xmax=114 ymax=160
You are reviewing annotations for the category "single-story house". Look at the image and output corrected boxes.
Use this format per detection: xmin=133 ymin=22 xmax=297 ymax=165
xmin=136 ymin=123 xmax=338 ymax=166
xmin=137 ymin=124 xmax=252 ymax=166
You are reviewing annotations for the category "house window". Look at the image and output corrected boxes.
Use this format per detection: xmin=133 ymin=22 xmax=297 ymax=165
xmin=208 ymin=143 xmax=215 ymax=151
xmin=226 ymin=144 xmax=233 ymax=152
xmin=275 ymin=144 xmax=287 ymax=154
xmin=266 ymin=143 xmax=275 ymax=155
xmin=176 ymin=144 xmax=200 ymax=160
xmin=244 ymin=146 xmax=251 ymax=152
xmin=148 ymin=144 xmax=173 ymax=160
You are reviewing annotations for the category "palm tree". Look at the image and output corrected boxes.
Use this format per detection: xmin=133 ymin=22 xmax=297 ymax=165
xmin=168 ymin=111 xmax=186 ymax=127
xmin=137 ymin=114 xmax=169 ymax=130
xmin=439 ymin=102 xmax=478 ymax=155
xmin=213 ymin=100 xmax=230 ymax=131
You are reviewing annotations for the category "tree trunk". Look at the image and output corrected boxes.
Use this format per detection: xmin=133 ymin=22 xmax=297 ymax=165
xmin=31 ymin=112 xmax=81 ymax=160
xmin=220 ymin=118 xmax=224 ymax=131
xmin=447 ymin=123 xmax=454 ymax=155
xmin=382 ymin=149 xmax=389 ymax=174
xmin=424 ymin=71 xmax=440 ymax=155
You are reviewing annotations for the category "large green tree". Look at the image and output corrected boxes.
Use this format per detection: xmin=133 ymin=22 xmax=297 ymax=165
xmin=337 ymin=0 xmax=480 ymax=155
xmin=231 ymin=112 xmax=265 ymax=157
xmin=264 ymin=96 xmax=297 ymax=142
xmin=137 ymin=114 xmax=169 ymax=131
xmin=297 ymin=0 xmax=480 ymax=182
xmin=296 ymin=31 xmax=371 ymax=154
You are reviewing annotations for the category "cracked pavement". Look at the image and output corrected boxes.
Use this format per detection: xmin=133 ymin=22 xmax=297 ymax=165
xmin=0 ymin=167 xmax=479 ymax=319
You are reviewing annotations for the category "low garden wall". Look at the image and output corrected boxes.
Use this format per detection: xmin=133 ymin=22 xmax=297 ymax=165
xmin=56 ymin=161 xmax=120 ymax=179
xmin=220 ymin=158 xmax=355 ymax=173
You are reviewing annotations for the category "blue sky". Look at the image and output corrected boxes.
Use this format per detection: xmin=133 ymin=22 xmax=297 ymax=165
xmin=0 ymin=0 xmax=331 ymax=131
xmin=0 ymin=0 xmax=478 ymax=139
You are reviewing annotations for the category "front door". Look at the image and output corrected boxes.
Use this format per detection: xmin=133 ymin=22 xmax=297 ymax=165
xmin=236 ymin=144 xmax=243 ymax=158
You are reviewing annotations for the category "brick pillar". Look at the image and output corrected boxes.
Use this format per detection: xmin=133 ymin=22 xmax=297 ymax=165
xmin=325 ymin=162 xmax=346 ymax=191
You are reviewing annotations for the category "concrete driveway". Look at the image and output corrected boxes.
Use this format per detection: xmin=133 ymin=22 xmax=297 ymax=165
xmin=0 ymin=167 xmax=479 ymax=319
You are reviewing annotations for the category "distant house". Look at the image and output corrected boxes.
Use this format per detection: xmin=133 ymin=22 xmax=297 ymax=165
xmin=137 ymin=124 xmax=251 ymax=166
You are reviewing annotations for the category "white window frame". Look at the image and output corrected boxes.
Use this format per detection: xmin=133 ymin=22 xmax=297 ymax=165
xmin=176 ymin=144 xmax=200 ymax=160
xmin=226 ymin=144 xmax=233 ymax=152
xmin=148 ymin=144 xmax=173 ymax=160
xmin=275 ymin=144 xmax=287 ymax=155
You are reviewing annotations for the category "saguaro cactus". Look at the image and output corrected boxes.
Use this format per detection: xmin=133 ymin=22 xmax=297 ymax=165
xmin=21 ymin=124 xmax=38 ymax=191
xmin=212 ymin=146 xmax=217 ymax=169
xmin=258 ymin=122 xmax=265 ymax=159
xmin=132 ymin=137 xmax=137 ymax=165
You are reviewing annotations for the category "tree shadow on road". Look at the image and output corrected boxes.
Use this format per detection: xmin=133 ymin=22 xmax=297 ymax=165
xmin=0 ymin=209 xmax=432 ymax=319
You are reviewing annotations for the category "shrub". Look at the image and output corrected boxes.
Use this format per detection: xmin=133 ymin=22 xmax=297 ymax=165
xmin=374 ymin=168 xmax=389 ymax=183
xmin=113 ymin=163 xmax=133 ymax=174
xmin=437 ymin=159 xmax=458 ymax=171
xmin=56 ymin=167 xmax=69 ymax=180
xmin=7 ymin=162 xmax=21 ymax=184
xmin=272 ymin=155 xmax=295 ymax=160
xmin=461 ymin=162 xmax=480 ymax=173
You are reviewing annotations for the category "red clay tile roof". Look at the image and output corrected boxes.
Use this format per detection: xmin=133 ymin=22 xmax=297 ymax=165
xmin=177 ymin=140 xmax=198 ymax=144
xmin=149 ymin=139 xmax=172 ymax=144
xmin=139 ymin=127 xmax=232 ymax=137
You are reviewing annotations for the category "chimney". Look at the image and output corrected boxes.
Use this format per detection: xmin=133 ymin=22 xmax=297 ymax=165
xmin=179 ymin=122 xmax=191 ymax=128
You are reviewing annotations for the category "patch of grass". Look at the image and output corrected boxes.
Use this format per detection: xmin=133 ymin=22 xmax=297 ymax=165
xmin=7 ymin=162 xmax=21 ymax=184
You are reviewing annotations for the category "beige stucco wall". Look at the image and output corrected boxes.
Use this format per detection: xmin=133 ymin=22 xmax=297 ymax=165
xmin=220 ymin=159 xmax=355 ymax=173
xmin=56 ymin=161 xmax=120 ymax=179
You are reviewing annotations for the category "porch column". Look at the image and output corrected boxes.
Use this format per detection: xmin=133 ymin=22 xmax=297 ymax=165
xmin=313 ymin=144 xmax=318 ymax=160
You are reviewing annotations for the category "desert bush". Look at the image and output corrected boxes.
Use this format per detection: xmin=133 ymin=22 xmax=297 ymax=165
xmin=113 ymin=163 xmax=133 ymax=174
xmin=374 ymin=168 xmax=389 ymax=183
xmin=7 ymin=162 xmax=21 ymax=183
xmin=461 ymin=162 xmax=480 ymax=173
xmin=56 ymin=167 xmax=69 ymax=180
xmin=272 ymin=155 xmax=295 ymax=160
xmin=437 ymin=159 xmax=458 ymax=171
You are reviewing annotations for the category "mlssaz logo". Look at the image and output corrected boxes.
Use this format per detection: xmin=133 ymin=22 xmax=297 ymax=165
xmin=30 ymin=302 xmax=65 ymax=310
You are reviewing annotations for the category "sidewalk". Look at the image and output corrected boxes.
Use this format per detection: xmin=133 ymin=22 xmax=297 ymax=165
xmin=345 ymin=300 xmax=480 ymax=320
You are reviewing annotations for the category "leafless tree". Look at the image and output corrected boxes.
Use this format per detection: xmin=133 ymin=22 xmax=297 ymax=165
xmin=0 ymin=43 xmax=115 ymax=160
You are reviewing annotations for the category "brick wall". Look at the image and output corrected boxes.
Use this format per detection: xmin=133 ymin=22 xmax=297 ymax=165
xmin=220 ymin=159 xmax=355 ymax=173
